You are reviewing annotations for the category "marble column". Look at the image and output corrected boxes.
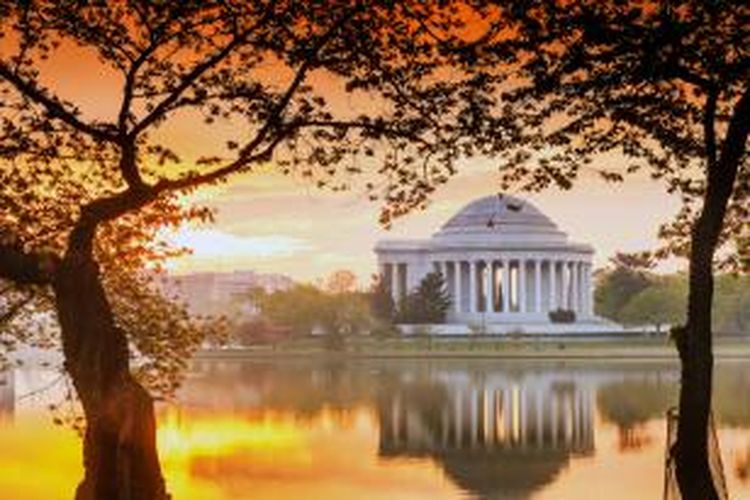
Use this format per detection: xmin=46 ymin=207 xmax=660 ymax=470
xmin=469 ymin=260 xmax=477 ymax=313
xmin=534 ymin=259 xmax=542 ymax=313
xmin=453 ymin=261 xmax=462 ymax=314
xmin=561 ymin=261 xmax=569 ymax=310
xmin=576 ymin=262 xmax=586 ymax=316
xmin=502 ymin=260 xmax=511 ymax=313
xmin=486 ymin=260 xmax=495 ymax=313
xmin=549 ymin=261 xmax=557 ymax=311
xmin=586 ymin=263 xmax=594 ymax=317
xmin=570 ymin=261 xmax=578 ymax=313
xmin=384 ymin=263 xmax=397 ymax=304
xmin=519 ymin=259 xmax=527 ymax=313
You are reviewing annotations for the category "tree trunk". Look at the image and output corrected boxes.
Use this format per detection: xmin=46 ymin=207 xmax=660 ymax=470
xmin=674 ymin=84 xmax=749 ymax=500
xmin=675 ymin=230 xmax=718 ymax=500
xmin=53 ymin=251 xmax=167 ymax=500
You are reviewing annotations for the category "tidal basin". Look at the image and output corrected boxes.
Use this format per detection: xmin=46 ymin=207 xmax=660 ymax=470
xmin=2 ymin=358 xmax=750 ymax=499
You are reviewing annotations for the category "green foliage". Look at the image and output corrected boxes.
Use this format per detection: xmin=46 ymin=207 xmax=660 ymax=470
xmin=396 ymin=272 xmax=451 ymax=324
xmin=254 ymin=284 xmax=328 ymax=337
xmin=253 ymin=283 xmax=372 ymax=339
xmin=618 ymin=277 xmax=688 ymax=331
xmin=319 ymin=292 xmax=373 ymax=337
xmin=713 ymin=275 xmax=750 ymax=334
xmin=595 ymin=255 xmax=654 ymax=322
xmin=596 ymin=269 xmax=749 ymax=334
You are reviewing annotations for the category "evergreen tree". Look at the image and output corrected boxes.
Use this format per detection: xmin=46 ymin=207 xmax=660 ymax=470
xmin=369 ymin=274 xmax=395 ymax=323
xmin=397 ymin=272 xmax=451 ymax=324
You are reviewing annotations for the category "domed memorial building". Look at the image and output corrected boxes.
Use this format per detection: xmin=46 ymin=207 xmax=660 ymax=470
xmin=375 ymin=195 xmax=614 ymax=334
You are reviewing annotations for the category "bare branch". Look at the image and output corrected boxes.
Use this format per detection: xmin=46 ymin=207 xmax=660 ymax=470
xmin=153 ymin=5 xmax=362 ymax=193
xmin=128 ymin=3 xmax=279 ymax=139
xmin=0 ymin=62 xmax=118 ymax=144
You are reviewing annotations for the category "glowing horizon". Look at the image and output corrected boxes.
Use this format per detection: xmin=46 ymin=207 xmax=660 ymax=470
xmin=160 ymin=166 xmax=684 ymax=283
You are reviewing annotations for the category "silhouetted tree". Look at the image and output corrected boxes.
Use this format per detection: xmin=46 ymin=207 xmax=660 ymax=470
xmin=446 ymin=2 xmax=749 ymax=496
xmin=0 ymin=2 xmax=480 ymax=497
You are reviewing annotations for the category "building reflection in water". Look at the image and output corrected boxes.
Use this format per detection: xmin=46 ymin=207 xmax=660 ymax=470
xmin=377 ymin=371 xmax=595 ymax=498
xmin=380 ymin=381 xmax=594 ymax=455
xmin=174 ymin=359 xmax=750 ymax=497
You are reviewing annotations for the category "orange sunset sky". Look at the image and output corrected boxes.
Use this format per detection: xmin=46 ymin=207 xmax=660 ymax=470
xmin=163 ymin=161 xmax=682 ymax=281
xmin=3 ymin=25 xmax=685 ymax=284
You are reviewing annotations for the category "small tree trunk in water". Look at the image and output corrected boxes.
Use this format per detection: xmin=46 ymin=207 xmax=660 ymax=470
xmin=53 ymin=251 xmax=167 ymax=500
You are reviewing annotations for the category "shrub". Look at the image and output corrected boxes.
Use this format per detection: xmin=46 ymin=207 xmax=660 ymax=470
xmin=548 ymin=308 xmax=576 ymax=323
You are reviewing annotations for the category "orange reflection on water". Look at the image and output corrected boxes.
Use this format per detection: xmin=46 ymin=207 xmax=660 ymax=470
xmin=534 ymin=414 xmax=750 ymax=500
xmin=0 ymin=407 xmax=460 ymax=500
xmin=156 ymin=406 xmax=461 ymax=500
xmin=0 ymin=413 xmax=80 ymax=500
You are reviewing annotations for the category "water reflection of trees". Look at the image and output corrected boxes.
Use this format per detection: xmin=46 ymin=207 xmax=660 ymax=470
xmin=183 ymin=360 xmax=382 ymax=419
xmin=0 ymin=371 xmax=13 ymax=419
xmin=595 ymin=364 xmax=750 ymax=441
xmin=735 ymin=447 xmax=750 ymax=484
xmin=713 ymin=369 xmax=750 ymax=428
xmin=179 ymin=359 xmax=750 ymax=496
xmin=596 ymin=378 xmax=676 ymax=451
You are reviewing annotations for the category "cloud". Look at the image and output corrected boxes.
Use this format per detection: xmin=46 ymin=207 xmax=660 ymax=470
xmin=166 ymin=229 xmax=313 ymax=260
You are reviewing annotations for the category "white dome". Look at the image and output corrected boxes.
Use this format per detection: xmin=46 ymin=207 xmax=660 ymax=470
xmin=432 ymin=194 xmax=568 ymax=245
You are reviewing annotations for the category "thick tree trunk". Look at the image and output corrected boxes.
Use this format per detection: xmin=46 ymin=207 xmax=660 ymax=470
xmin=674 ymin=88 xmax=749 ymax=500
xmin=675 ymin=231 xmax=718 ymax=499
xmin=53 ymin=251 xmax=167 ymax=500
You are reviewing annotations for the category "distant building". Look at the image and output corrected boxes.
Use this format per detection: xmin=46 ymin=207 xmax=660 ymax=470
xmin=375 ymin=194 xmax=618 ymax=334
xmin=160 ymin=270 xmax=293 ymax=317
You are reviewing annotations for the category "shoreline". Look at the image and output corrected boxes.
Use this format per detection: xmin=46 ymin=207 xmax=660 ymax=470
xmin=195 ymin=337 xmax=750 ymax=361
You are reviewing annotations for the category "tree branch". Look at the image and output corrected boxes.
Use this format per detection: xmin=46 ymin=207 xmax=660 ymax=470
xmin=128 ymin=2 xmax=279 ymax=139
xmin=665 ymin=63 xmax=713 ymax=90
xmin=698 ymin=85 xmax=750 ymax=246
xmin=0 ymin=244 xmax=53 ymax=285
xmin=0 ymin=62 xmax=118 ymax=144
xmin=67 ymin=188 xmax=158 ymax=255
xmin=703 ymin=85 xmax=719 ymax=170
xmin=152 ymin=6 xmax=361 ymax=194
xmin=716 ymin=86 xmax=750 ymax=176
xmin=154 ymin=129 xmax=289 ymax=192
xmin=0 ymin=290 xmax=35 ymax=326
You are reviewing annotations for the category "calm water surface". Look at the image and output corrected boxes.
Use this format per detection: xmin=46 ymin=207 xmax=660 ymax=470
xmin=2 ymin=358 xmax=750 ymax=499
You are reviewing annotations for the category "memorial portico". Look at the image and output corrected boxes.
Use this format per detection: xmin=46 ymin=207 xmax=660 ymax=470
xmin=375 ymin=195 xmax=611 ymax=333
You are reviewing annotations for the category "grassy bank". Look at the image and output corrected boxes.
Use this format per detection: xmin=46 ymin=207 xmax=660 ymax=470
xmin=197 ymin=335 xmax=750 ymax=360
